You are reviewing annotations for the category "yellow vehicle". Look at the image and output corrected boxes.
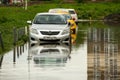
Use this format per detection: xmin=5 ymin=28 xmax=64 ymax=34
xmin=49 ymin=10 xmax=77 ymax=34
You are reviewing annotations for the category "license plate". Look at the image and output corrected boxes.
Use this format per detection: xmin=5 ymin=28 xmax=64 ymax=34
xmin=44 ymin=36 xmax=56 ymax=40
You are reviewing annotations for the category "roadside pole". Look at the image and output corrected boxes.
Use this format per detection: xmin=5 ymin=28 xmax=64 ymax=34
xmin=25 ymin=0 xmax=27 ymax=10
xmin=0 ymin=32 xmax=4 ymax=50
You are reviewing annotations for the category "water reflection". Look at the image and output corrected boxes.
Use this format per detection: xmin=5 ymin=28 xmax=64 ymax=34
xmin=0 ymin=22 xmax=120 ymax=80
xmin=71 ymin=33 xmax=77 ymax=45
xmin=87 ymin=27 xmax=120 ymax=80
xmin=29 ymin=43 xmax=71 ymax=68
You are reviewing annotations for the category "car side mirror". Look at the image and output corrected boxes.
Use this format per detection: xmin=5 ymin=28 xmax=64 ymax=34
xmin=27 ymin=20 xmax=32 ymax=24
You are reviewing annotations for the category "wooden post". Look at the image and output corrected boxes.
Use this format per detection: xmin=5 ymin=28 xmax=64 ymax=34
xmin=25 ymin=26 xmax=28 ymax=35
xmin=0 ymin=55 xmax=3 ymax=68
xmin=25 ymin=0 xmax=27 ymax=10
xmin=20 ymin=45 xmax=22 ymax=55
xmin=23 ymin=45 xmax=24 ymax=53
xmin=17 ymin=46 xmax=19 ymax=58
xmin=13 ymin=28 xmax=17 ymax=63
xmin=13 ymin=47 xmax=16 ymax=63
xmin=13 ymin=28 xmax=17 ymax=46
xmin=0 ymin=32 xmax=4 ymax=50
xmin=28 ymin=25 xmax=30 ymax=49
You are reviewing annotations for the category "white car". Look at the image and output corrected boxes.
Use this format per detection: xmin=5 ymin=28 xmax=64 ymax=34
xmin=49 ymin=8 xmax=78 ymax=21
xmin=27 ymin=13 xmax=71 ymax=43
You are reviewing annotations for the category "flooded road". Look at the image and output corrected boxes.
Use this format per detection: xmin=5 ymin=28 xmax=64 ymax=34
xmin=0 ymin=22 xmax=120 ymax=80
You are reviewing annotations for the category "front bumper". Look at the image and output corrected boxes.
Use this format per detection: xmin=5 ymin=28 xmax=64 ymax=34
xmin=30 ymin=33 xmax=70 ymax=42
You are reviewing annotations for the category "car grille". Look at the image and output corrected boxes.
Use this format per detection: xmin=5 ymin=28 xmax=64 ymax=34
xmin=39 ymin=39 xmax=60 ymax=42
xmin=40 ymin=31 xmax=59 ymax=35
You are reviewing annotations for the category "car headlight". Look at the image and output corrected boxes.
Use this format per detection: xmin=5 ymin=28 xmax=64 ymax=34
xmin=61 ymin=28 xmax=70 ymax=35
xmin=30 ymin=28 xmax=39 ymax=34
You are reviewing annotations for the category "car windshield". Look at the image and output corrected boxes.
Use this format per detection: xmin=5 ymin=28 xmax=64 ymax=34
xmin=33 ymin=15 xmax=67 ymax=24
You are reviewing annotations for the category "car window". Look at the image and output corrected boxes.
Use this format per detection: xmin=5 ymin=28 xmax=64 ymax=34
xmin=33 ymin=15 xmax=67 ymax=24
xmin=69 ymin=10 xmax=75 ymax=14
xmin=63 ymin=14 xmax=72 ymax=20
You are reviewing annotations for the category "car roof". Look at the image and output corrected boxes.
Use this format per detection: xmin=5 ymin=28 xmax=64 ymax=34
xmin=36 ymin=12 xmax=63 ymax=16
xmin=49 ymin=10 xmax=69 ymax=14
xmin=67 ymin=8 xmax=75 ymax=10
xmin=49 ymin=8 xmax=75 ymax=10
xmin=49 ymin=8 xmax=76 ymax=14
xmin=49 ymin=8 xmax=75 ymax=11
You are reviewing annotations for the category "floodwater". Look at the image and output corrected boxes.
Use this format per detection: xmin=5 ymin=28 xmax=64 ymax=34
xmin=0 ymin=22 xmax=120 ymax=80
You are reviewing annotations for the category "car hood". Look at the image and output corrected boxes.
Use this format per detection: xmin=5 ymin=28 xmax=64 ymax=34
xmin=31 ymin=24 xmax=68 ymax=30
